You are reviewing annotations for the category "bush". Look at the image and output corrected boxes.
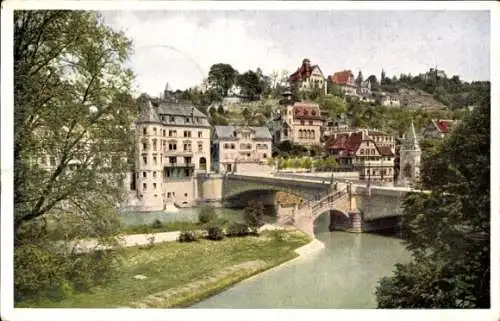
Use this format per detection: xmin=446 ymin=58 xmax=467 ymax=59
xmin=206 ymin=226 xmax=224 ymax=241
xmin=178 ymin=231 xmax=198 ymax=243
xmin=226 ymin=222 xmax=250 ymax=237
xmin=198 ymin=205 xmax=217 ymax=224
xmin=151 ymin=219 xmax=163 ymax=229
xmin=243 ymin=201 xmax=265 ymax=233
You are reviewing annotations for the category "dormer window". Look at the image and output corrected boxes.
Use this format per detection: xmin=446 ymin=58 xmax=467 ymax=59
xmin=169 ymin=116 xmax=175 ymax=122
xmin=185 ymin=118 xmax=190 ymax=124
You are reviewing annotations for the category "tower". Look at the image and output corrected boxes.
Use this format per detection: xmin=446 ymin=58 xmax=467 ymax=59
xmin=135 ymin=100 xmax=163 ymax=211
xmin=399 ymin=121 xmax=421 ymax=186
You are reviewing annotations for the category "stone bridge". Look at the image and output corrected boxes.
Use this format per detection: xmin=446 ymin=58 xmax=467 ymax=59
xmin=198 ymin=172 xmax=420 ymax=237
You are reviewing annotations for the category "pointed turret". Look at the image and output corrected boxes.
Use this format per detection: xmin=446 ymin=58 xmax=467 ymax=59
xmin=403 ymin=121 xmax=420 ymax=151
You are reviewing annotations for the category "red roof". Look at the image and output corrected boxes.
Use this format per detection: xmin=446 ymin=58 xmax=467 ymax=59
xmin=329 ymin=70 xmax=355 ymax=86
xmin=293 ymin=104 xmax=322 ymax=120
xmin=289 ymin=59 xmax=322 ymax=82
xmin=327 ymin=131 xmax=394 ymax=157
xmin=433 ymin=119 xmax=455 ymax=133
xmin=326 ymin=132 xmax=362 ymax=155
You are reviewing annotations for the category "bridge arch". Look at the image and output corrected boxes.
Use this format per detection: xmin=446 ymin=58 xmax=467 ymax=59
xmin=223 ymin=187 xmax=307 ymax=207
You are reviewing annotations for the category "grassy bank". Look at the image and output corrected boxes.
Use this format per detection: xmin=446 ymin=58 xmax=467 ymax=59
xmin=17 ymin=229 xmax=311 ymax=308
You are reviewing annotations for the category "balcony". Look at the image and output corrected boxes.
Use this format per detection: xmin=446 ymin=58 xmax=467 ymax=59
xmin=163 ymin=149 xmax=193 ymax=156
xmin=164 ymin=163 xmax=195 ymax=168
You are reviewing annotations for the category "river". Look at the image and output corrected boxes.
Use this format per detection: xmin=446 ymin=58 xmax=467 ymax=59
xmin=119 ymin=207 xmax=412 ymax=308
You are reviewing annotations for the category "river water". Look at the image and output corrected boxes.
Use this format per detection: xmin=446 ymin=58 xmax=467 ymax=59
xmin=191 ymin=211 xmax=413 ymax=309
xmin=119 ymin=207 xmax=412 ymax=308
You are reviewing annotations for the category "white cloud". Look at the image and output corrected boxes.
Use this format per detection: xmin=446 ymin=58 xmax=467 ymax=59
xmin=104 ymin=12 xmax=297 ymax=96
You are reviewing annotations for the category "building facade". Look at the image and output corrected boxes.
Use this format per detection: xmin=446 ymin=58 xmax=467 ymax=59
xmin=134 ymin=98 xmax=211 ymax=210
xmin=381 ymin=94 xmax=401 ymax=107
xmin=328 ymin=70 xmax=358 ymax=96
xmin=211 ymin=126 xmax=272 ymax=173
xmin=289 ymin=58 xmax=327 ymax=95
xmin=273 ymin=92 xmax=324 ymax=146
xmin=326 ymin=129 xmax=396 ymax=183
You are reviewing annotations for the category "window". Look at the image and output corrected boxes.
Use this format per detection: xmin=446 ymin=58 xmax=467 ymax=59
xmin=153 ymin=156 xmax=157 ymax=165
xmin=309 ymin=120 xmax=313 ymax=125
xmin=169 ymin=156 xmax=176 ymax=164
xmin=184 ymin=193 xmax=188 ymax=197
xmin=230 ymin=144 xmax=235 ymax=149
xmin=142 ymin=142 xmax=148 ymax=151
xmin=143 ymin=183 xmax=147 ymax=190
xmin=153 ymin=183 xmax=157 ymax=190
xmin=143 ymin=171 xmax=147 ymax=178
xmin=185 ymin=117 xmax=190 ymax=124
xmin=152 ymin=139 xmax=157 ymax=151
xmin=184 ymin=143 xmax=192 ymax=152
xmin=360 ymin=149 xmax=364 ymax=155
xmin=153 ymin=127 xmax=157 ymax=135
xmin=184 ymin=131 xmax=191 ymax=137
xmin=40 ymin=157 xmax=46 ymax=165
xmin=263 ymin=153 xmax=267 ymax=158
xmin=169 ymin=116 xmax=175 ymax=122
xmin=198 ymin=142 xmax=203 ymax=152
xmin=163 ymin=130 xmax=166 ymax=137
xmin=198 ymin=131 xmax=202 ymax=138
xmin=168 ymin=130 xmax=173 ymax=137
xmin=142 ymin=156 xmax=147 ymax=165
xmin=143 ymin=127 xmax=147 ymax=135
xmin=153 ymin=171 xmax=157 ymax=178
xmin=168 ymin=143 xmax=177 ymax=151
xmin=49 ymin=157 xmax=56 ymax=166
xmin=224 ymin=143 xmax=229 ymax=149
xmin=184 ymin=157 xmax=191 ymax=165
xmin=300 ymin=120 xmax=305 ymax=125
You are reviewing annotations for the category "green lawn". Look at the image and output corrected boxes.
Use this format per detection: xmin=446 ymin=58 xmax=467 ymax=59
xmin=18 ymin=229 xmax=311 ymax=308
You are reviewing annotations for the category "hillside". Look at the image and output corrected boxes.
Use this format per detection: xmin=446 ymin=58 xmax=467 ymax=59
xmin=393 ymin=88 xmax=448 ymax=110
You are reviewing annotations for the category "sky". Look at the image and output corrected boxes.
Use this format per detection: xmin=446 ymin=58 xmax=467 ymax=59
xmin=101 ymin=10 xmax=491 ymax=96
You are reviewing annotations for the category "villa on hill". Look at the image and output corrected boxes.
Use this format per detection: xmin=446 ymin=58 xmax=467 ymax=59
xmin=421 ymin=119 xmax=458 ymax=139
xmin=289 ymin=58 xmax=327 ymax=95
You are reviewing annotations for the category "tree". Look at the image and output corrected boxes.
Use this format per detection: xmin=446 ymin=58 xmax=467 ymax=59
xmin=381 ymin=69 xmax=386 ymax=85
xmin=318 ymin=96 xmax=347 ymax=118
xmin=243 ymin=200 xmax=265 ymax=233
xmin=207 ymin=63 xmax=238 ymax=97
xmin=198 ymin=205 xmax=217 ymax=224
xmin=367 ymin=75 xmax=378 ymax=86
xmin=237 ymin=70 xmax=263 ymax=100
xmin=14 ymin=10 xmax=134 ymax=301
xmin=14 ymin=11 xmax=134 ymax=236
xmin=375 ymin=90 xmax=490 ymax=308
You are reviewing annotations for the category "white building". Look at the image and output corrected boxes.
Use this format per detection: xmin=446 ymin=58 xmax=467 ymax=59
xmin=211 ymin=125 xmax=272 ymax=173
xmin=381 ymin=94 xmax=401 ymax=107
xmin=133 ymin=98 xmax=211 ymax=211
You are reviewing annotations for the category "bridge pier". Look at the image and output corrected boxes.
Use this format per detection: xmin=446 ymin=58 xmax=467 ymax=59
xmin=329 ymin=210 xmax=364 ymax=233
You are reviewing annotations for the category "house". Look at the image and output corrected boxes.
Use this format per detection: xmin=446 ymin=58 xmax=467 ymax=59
xmin=289 ymin=58 xmax=327 ymax=94
xmin=133 ymin=94 xmax=211 ymax=211
xmin=322 ymin=113 xmax=352 ymax=138
xmin=357 ymin=79 xmax=372 ymax=96
xmin=328 ymin=70 xmax=357 ymax=96
xmin=273 ymin=91 xmax=325 ymax=146
xmin=211 ymin=125 xmax=272 ymax=173
xmin=421 ymin=119 xmax=458 ymax=139
xmin=326 ymin=129 xmax=396 ymax=183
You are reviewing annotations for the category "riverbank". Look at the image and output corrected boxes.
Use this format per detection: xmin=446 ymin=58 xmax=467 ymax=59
xmin=18 ymin=229 xmax=313 ymax=308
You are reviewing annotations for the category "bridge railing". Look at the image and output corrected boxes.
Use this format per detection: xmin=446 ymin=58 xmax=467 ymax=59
xmin=311 ymin=189 xmax=348 ymax=212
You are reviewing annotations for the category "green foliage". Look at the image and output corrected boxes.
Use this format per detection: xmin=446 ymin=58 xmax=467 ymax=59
xmin=226 ymin=222 xmax=250 ymax=237
xmin=243 ymin=201 xmax=265 ymax=233
xmin=237 ymin=70 xmax=263 ymax=100
xmin=152 ymin=219 xmax=163 ymax=229
xmin=318 ymin=96 xmax=347 ymax=118
xmin=198 ymin=205 xmax=217 ymax=224
xmin=314 ymin=157 xmax=338 ymax=171
xmin=302 ymin=157 xmax=313 ymax=169
xmin=208 ymin=63 xmax=238 ymax=97
xmin=178 ymin=231 xmax=198 ymax=243
xmin=206 ymin=226 xmax=225 ymax=241
xmin=375 ymin=92 xmax=490 ymax=308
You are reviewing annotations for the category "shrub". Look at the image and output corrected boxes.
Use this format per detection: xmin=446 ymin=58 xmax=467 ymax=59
xmin=226 ymin=222 xmax=250 ymax=237
xmin=206 ymin=226 xmax=224 ymax=241
xmin=199 ymin=205 xmax=217 ymax=224
xmin=151 ymin=219 xmax=163 ymax=229
xmin=244 ymin=201 xmax=265 ymax=233
xmin=178 ymin=231 xmax=198 ymax=243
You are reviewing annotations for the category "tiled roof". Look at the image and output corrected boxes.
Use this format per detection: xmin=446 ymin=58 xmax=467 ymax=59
xmin=329 ymin=70 xmax=355 ymax=86
xmin=157 ymin=101 xmax=207 ymax=118
xmin=137 ymin=101 xmax=161 ymax=124
xmin=326 ymin=132 xmax=362 ymax=155
xmin=293 ymin=103 xmax=322 ymax=120
xmin=213 ymin=126 xmax=272 ymax=140
xmin=289 ymin=60 xmax=323 ymax=82
xmin=432 ymin=119 xmax=456 ymax=133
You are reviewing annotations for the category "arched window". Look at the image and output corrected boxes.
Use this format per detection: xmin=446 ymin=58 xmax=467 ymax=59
xmin=231 ymin=144 xmax=235 ymax=149
xmin=199 ymin=157 xmax=207 ymax=171
xmin=223 ymin=143 xmax=229 ymax=149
